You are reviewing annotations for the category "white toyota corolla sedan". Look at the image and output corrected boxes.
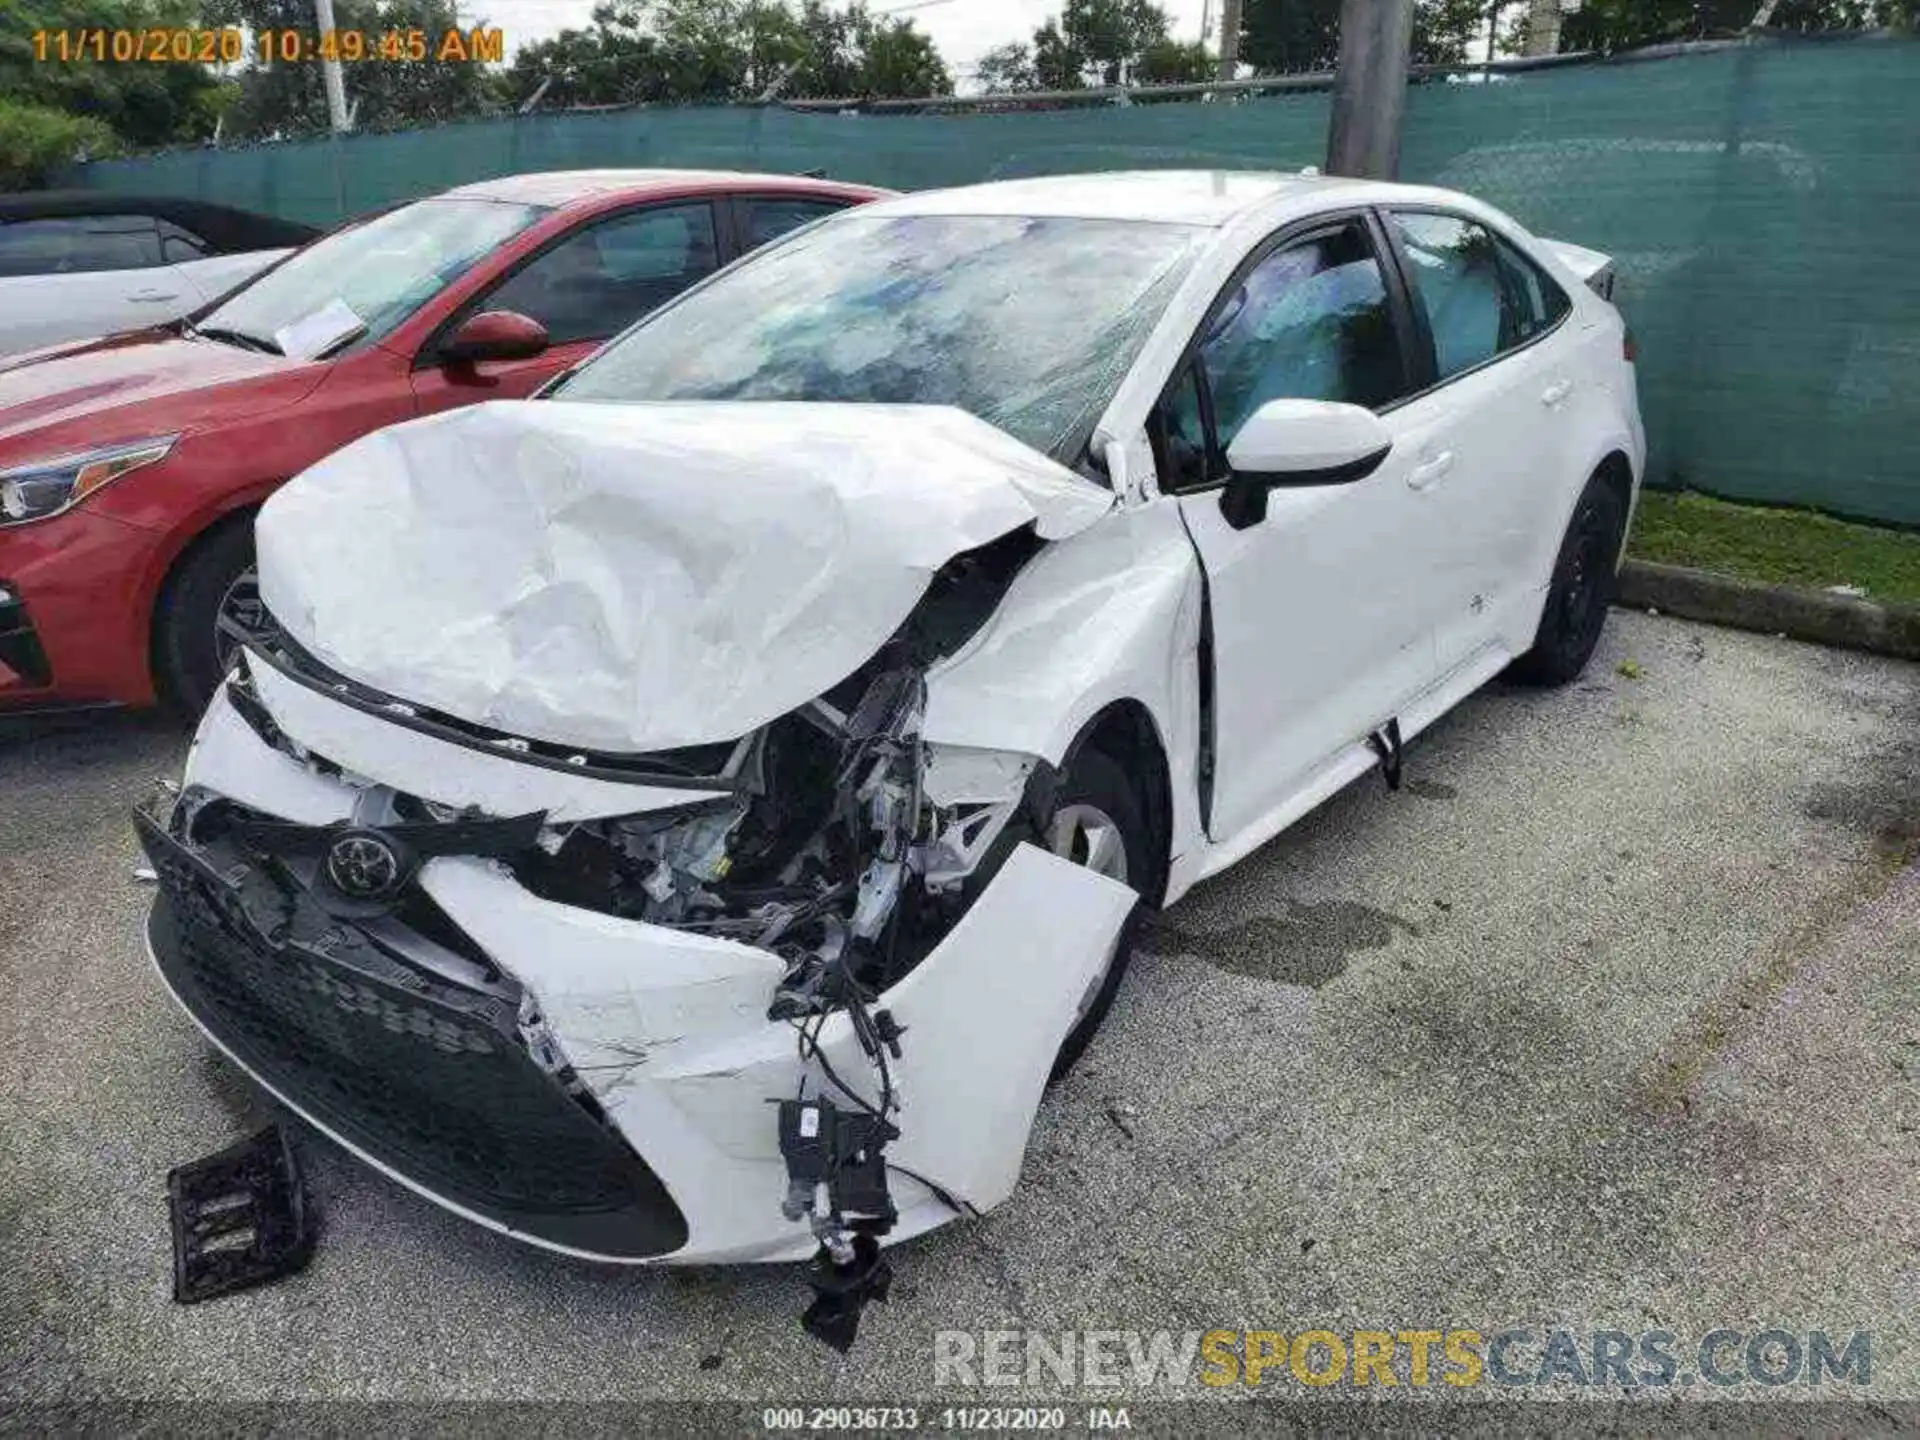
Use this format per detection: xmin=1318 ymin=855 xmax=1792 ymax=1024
xmin=138 ymin=172 xmax=1643 ymax=1285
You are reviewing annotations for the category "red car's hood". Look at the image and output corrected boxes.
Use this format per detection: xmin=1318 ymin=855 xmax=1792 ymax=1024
xmin=0 ymin=328 xmax=328 ymax=458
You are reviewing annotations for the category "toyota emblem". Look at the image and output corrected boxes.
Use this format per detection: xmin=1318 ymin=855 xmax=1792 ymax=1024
xmin=325 ymin=830 xmax=404 ymax=900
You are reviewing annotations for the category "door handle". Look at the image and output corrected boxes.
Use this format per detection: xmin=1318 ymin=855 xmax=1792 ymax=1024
xmin=1541 ymin=379 xmax=1573 ymax=408
xmin=1407 ymin=450 xmax=1454 ymax=491
xmin=128 ymin=289 xmax=180 ymax=303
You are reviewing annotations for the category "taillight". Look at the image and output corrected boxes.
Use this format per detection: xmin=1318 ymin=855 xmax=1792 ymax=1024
xmin=1622 ymin=328 xmax=1638 ymax=364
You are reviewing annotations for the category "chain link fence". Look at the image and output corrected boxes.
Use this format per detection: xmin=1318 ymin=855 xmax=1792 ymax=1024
xmin=63 ymin=37 xmax=1920 ymax=524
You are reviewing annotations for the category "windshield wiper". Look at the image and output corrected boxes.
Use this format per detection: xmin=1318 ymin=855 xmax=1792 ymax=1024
xmin=190 ymin=324 xmax=282 ymax=356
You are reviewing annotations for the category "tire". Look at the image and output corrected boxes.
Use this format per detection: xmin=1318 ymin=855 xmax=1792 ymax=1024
xmin=1509 ymin=472 xmax=1629 ymax=687
xmin=154 ymin=519 xmax=256 ymax=717
xmin=1042 ymin=748 xmax=1151 ymax=1082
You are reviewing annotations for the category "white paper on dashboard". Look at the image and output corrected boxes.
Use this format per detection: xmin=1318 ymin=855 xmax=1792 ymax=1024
xmin=273 ymin=297 xmax=367 ymax=360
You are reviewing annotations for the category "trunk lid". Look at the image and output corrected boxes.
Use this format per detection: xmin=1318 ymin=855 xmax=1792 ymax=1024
xmin=1542 ymin=238 xmax=1618 ymax=301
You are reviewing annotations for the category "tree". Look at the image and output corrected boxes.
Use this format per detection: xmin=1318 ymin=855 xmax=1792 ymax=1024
xmin=974 ymin=41 xmax=1040 ymax=92
xmin=1134 ymin=37 xmax=1216 ymax=83
xmin=1062 ymin=0 xmax=1171 ymax=84
xmin=209 ymin=0 xmax=498 ymax=137
xmin=0 ymin=0 xmax=227 ymax=148
xmin=854 ymin=12 xmax=951 ymax=96
xmin=502 ymin=2 xmax=686 ymax=108
xmin=1031 ymin=19 xmax=1085 ymax=87
xmin=1241 ymin=0 xmax=1495 ymax=72
xmin=1414 ymin=0 xmax=1493 ymax=62
xmin=503 ymin=15 xmax=666 ymax=108
xmin=1548 ymin=0 xmax=1909 ymax=52
xmin=789 ymin=0 xmax=862 ymax=96
xmin=0 ymin=99 xmax=121 ymax=191
xmin=505 ymin=0 xmax=949 ymax=107
xmin=999 ymin=0 xmax=1188 ymax=88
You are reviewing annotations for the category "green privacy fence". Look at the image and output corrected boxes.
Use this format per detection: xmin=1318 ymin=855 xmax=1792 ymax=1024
xmin=65 ymin=39 xmax=1920 ymax=525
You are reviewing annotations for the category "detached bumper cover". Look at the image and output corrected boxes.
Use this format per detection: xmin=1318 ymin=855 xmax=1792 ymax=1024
xmin=136 ymin=806 xmax=690 ymax=1260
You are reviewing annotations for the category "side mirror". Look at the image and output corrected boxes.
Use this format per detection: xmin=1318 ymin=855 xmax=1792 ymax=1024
xmin=1219 ymin=398 xmax=1394 ymax=530
xmin=439 ymin=309 xmax=550 ymax=367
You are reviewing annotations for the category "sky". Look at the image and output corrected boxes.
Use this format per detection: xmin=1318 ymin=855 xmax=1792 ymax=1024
xmin=476 ymin=0 xmax=1215 ymax=86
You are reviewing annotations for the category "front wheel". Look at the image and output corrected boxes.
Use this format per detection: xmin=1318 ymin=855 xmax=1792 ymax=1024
xmin=1043 ymin=749 xmax=1151 ymax=1081
xmin=154 ymin=521 xmax=255 ymax=716
xmin=1509 ymin=473 xmax=1629 ymax=687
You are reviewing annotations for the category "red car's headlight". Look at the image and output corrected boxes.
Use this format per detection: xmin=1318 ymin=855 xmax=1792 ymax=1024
xmin=0 ymin=435 xmax=177 ymax=526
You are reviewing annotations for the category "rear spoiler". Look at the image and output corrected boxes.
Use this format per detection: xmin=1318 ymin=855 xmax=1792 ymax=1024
xmin=1543 ymin=238 xmax=1617 ymax=302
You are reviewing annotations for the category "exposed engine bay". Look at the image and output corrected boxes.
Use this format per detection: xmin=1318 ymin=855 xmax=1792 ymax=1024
xmin=514 ymin=653 xmax=1034 ymax=1015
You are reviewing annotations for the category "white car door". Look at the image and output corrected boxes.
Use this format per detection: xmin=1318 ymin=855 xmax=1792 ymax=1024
xmin=1157 ymin=212 xmax=1446 ymax=846
xmin=0 ymin=213 xmax=193 ymax=355
xmin=1376 ymin=208 xmax=1585 ymax=673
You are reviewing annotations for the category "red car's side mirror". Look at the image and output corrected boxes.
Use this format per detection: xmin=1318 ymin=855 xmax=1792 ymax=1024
xmin=439 ymin=310 xmax=550 ymax=366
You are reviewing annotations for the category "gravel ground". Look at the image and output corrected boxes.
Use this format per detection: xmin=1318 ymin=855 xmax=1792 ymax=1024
xmin=0 ymin=610 xmax=1915 ymax=1406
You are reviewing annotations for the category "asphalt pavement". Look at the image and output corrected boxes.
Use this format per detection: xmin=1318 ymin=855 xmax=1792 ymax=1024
xmin=1 ymin=610 xmax=1915 ymax=1404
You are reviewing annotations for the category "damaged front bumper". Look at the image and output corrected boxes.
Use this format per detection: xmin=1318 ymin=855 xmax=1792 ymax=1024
xmin=139 ymin=684 xmax=1137 ymax=1266
xmin=138 ymin=800 xmax=693 ymax=1261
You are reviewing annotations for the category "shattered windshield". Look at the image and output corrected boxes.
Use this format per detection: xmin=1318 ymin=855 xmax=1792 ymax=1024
xmin=196 ymin=197 xmax=544 ymax=357
xmin=556 ymin=214 xmax=1209 ymax=461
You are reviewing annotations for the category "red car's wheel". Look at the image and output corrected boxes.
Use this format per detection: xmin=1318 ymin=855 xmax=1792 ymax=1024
xmin=154 ymin=518 xmax=255 ymax=716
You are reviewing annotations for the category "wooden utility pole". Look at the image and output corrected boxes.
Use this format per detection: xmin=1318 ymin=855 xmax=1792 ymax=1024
xmin=1217 ymin=0 xmax=1243 ymax=81
xmin=1325 ymin=0 xmax=1415 ymax=179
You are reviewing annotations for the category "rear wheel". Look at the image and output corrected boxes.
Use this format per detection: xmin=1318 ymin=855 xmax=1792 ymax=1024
xmin=1044 ymin=749 xmax=1150 ymax=1081
xmin=154 ymin=519 xmax=255 ymax=717
xmin=1510 ymin=472 xmax=1629 ymax=687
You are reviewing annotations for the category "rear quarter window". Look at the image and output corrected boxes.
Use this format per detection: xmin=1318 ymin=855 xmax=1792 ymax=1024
xmin=1495 ymin=237 xmax=1573 ymax=339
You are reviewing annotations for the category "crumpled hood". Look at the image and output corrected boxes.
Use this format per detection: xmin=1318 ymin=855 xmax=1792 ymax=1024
xmin=257 ymin=399 xmax=1113 ymax=754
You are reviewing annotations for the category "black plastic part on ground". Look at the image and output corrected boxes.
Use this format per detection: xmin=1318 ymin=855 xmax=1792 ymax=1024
xmin=800 ymin=1234 xmax=893 ymax=1353
xmin=167 ymin=1125 xmax=315 ymax=1304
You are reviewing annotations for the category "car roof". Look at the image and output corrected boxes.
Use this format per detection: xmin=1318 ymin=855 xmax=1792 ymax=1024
xmin=443 ymin=168 xmax=885 ymax=209
xmin=868 ymin=170 xmax=1383 ymax=227
xmin=0 ymin=190 xmax=319 ymax=251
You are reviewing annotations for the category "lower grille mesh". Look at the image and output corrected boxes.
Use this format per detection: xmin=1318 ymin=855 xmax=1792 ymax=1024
xmin=143 ymin=818 xmax=689 ymax=1260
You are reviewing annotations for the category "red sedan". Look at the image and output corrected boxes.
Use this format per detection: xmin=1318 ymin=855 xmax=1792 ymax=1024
xmin=0 ymin=169 xmax=885 ymax=713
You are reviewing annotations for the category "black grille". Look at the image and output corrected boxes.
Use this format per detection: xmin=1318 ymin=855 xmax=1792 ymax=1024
xmin=138 ymin=810 xmax=689 ymax=1260
xmin=0 ymin=589 xmax=51 ymax=687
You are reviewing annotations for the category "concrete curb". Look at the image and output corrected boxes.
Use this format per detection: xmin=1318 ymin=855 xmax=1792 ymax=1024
xmin=1617 ymin=559 xmax=1920 ymax=662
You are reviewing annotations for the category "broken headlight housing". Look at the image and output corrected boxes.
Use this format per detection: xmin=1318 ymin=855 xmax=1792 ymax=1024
xmin=511 ymin=651 xmax=1030 ymax=1009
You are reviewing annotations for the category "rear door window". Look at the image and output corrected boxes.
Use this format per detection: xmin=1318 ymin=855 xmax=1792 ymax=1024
xmin=1388 ymin=211 xmax=1572 ymax=382
xmin=479 ymin=202 xmax=720 ymax=345
xmin=737 ymin=196 xmax=847 ymax=252
xmin=1494 ymin=235 xmax=1573 ymax=342
xmin=0 ymin=215 xmax=166 ymax=276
